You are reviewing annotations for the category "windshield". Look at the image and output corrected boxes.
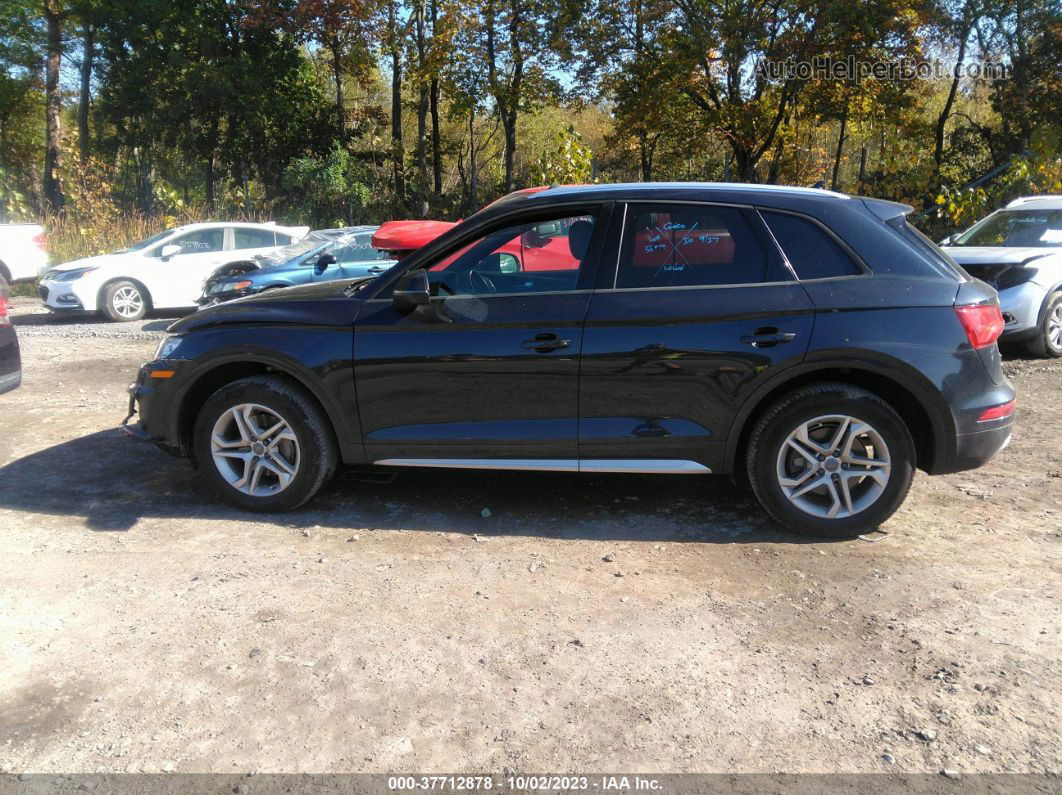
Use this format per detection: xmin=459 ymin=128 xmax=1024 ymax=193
xmin=122 ymin=229 xmax=175 ymax=253
xmin=954 ymin=208 xmax=1062 ymax=248
xmin=256 ymin=233 xmax=331 ymax=267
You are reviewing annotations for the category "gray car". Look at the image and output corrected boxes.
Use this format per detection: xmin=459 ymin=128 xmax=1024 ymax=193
xmin=942 ymin=196 xmax=1062 ymax=357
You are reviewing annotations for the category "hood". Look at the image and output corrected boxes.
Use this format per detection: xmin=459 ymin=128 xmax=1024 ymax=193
xmin=372 ymin=220 xmax=457 ymax=253
xmin=168 ymin=277 xmax=371 ymax=334
xmin=941 ymin=246 xmax=1057 ymax=266
xmin=47 ymin=253 xmax=134 ymax=274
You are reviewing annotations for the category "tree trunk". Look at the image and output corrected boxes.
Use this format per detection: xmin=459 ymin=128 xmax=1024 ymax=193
xmin=467 ymin=110 xmax=478 ymax=212
xmin=935 ymin=15 xmax=972 ymax=183
xmin=389 ymin=0 xmax=406 ymax=213
xmin=43 ymin=0 xmax=64 ymax=211
xmin=430 ymin=78 xmax=442 ymax=195
xmin=502 ymin=112 xmax=516 ymax=192
xmin=331 ymin=41 xmax=345 ymax=141
xmin=414 ymin=0 xmax=429 ymax=218
xmin=639 ymin=130 xmax=651 ymax=181
xmin=78 ymin=24 xmax=94 ymax=166
xmin=429 ymin=0 xmax=442 ymax=195
xmin=831 ymin=99 xmax=849 ymax=192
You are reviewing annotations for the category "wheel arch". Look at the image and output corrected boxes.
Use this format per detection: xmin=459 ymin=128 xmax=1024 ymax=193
xmin=0 ymin=260 xmax=12 ymax=284
xmin=97 ymin=276 xmax=154 ymax=312
xmin=171 ymin=354 xmax=356 ymax=466
xmin=725 ymin=360 xmax=953 ymax=477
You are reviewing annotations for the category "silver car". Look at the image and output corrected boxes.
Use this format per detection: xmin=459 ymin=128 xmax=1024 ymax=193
xmin=942 ymin=196 xmax=1062 ymax=357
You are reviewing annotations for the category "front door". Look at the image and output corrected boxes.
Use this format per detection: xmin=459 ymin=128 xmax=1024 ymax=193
xmin=144 ymin=227 xmax=228 ymax=308
xmin=579 ymin=201 xmax=815 ymax=473
xmin=353 ymin=206 xmax=607 ymax=464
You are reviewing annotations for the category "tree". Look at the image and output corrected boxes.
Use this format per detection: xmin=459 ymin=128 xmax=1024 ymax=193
xmin=42 ymin=0 xmax=66 ymax=209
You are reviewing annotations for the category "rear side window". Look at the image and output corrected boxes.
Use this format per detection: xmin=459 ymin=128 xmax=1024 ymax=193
xmin=761 ymin=211 xmax=861 ymax=280
xmin=233 ymin=228 xmax=279 ymax=250
xmin=616 ymin=203 xmax=780 ymax=288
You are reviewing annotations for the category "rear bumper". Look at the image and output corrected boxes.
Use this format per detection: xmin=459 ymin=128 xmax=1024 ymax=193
xmin=941 ymin=419 xmax=1013 ymax=474
xmin=0 ymin=326 xmax=21 ymax=394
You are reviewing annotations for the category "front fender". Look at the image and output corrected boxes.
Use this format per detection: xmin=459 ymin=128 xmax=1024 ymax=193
xmin=168 ymin=326 xmax=364 ymax=465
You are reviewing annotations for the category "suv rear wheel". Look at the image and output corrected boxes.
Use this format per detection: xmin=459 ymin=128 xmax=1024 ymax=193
xmin=193 ymin=375 xmax=338 ymax=512
xmin=746 ymin=384 xmax=915 ymax=537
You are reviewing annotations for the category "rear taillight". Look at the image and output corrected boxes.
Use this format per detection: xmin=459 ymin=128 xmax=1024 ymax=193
xmin=32 ymin=232 xmax=47 ymax=251
xmin=978 ymin=399 xmax=1016 ymax=422
xmin=0 ymin=294 xmax=9 ymax=326
xmin=955 ymin=304 xmax=1004 ymax=349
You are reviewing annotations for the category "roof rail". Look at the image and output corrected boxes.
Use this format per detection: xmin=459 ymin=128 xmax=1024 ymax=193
xmin=1006 ymin=195 xmax=1062 ymax=208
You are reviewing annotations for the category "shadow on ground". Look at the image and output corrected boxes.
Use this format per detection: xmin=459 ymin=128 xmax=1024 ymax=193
xmin=11 ymin=310 xmax=186 ymax=329
xmin=0 ymin=429 xmax=824 ymax=545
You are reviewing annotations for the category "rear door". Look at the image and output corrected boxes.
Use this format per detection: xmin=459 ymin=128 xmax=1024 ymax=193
xmin=142 ymin=227 xmax=227 ymax=308
xmin=578 ymin=201 xmax=814 ymax=472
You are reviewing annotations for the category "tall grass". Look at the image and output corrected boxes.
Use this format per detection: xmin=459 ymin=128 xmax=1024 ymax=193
xmin=41 ymin=207 xmax=206 ymax=268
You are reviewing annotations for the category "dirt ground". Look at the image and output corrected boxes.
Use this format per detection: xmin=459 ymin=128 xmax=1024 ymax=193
xmin=0 ymin=296 xmax=1059 ymax=776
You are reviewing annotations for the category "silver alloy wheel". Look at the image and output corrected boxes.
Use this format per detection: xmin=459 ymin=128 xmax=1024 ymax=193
xmin=210 ymin=403 xmax=300 ymax=497
xmin=1048 ymin=303 xmax=1062 ymax=349
xmin=112 ymin=285 xmax=144 ymax=318
xmin=775 ymin=414 xmax=891 ymax=519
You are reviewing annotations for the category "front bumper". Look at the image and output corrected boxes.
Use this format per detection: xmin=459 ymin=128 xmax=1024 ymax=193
xmin=997 ymin=281 xmax=1048 ymax=338
xmin=120 ymin=359 xmax=190 ymax=456
xmin=38 ymin=280 xmax=91 ymax=313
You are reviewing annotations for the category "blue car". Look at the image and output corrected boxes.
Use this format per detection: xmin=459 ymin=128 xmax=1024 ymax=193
xmin=197 ymin=226 xmax=395 ymax=306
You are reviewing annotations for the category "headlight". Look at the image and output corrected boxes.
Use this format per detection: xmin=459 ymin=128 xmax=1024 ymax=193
xmin=995 ymin=266 xmax=1039 ymax=290
xmin=155 ymin=336 xmax=183 ymax=360
xmin=53 ymin=267 xmax=98 ymax=282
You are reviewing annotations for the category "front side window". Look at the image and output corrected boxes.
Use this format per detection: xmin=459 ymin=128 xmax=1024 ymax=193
xmin=761 ymin=210 xmax=861 ymax=280
xmin=955 ymin=209 xmax=1062 ymax=248
xmin=616 ymin=203 xmax=779 ymax=288
xmin=424 ymin=212 xmax=597 ymax=296
xmin=233 ymin=228 xmax=279 ymax=250
xmin=167 ymin=228 xmax=224 ymax=255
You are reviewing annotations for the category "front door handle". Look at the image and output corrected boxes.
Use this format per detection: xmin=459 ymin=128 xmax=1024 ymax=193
xmin=741 ymin=328 xmax=797 ymax=348
xmin=367 ymin=265 xmax=388 ymax=274
xmin=522 ymin=332 xmax=571 ymax=352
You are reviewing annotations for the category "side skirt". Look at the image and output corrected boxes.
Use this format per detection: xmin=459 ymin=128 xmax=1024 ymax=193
xmin=372 ymin=459 xmax=712 ymax=474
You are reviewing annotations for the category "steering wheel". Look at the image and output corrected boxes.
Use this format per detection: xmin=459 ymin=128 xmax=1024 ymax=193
xmin=469 ymin=269 xmax=497 ymax=294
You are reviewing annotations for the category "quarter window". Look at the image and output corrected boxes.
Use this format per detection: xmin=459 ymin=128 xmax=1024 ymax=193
xmin=761 ymin=211 xmax=861 ymax=280
xmin=616 ymin=204 xmax=778 ymax=288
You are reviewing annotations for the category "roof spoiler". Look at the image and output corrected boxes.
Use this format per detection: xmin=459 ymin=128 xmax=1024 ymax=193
xmin=862 ymin=198 xmax=914 ymax=221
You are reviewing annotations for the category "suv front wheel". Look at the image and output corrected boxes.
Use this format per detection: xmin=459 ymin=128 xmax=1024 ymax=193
xmin=747 ymin=384 xmax=916 ymax=537
xmin=193 ymin=375 xmax=338 ymax=512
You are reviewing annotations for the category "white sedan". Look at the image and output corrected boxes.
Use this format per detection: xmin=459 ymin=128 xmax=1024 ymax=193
xmin=39 ymin=221 xmax=309 ymax=321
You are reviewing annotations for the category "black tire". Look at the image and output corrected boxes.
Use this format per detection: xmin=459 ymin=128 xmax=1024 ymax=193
xmin=1025 ymin=292 xmax=1062 ymax=358
xmin=746 ymin=383 xmax=916 ymax=538
xmin=101 ymin=279 xmax=148 ymax=322
xmin=193 ymin=375 xmax=338 ymax=512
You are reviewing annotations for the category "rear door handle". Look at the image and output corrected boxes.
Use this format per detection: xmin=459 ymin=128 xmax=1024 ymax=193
xmin=741 ymin=329 xmax=797 ymax=348
xmin=522 ymin=332 xmax=571 ymax=352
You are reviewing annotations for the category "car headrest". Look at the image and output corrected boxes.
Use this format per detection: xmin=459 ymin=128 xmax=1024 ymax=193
xmin=568 ymin=220 xmax=593 ymax=262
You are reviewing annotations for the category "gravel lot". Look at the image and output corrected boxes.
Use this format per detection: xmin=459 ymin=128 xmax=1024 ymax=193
xmin=0 ymin=296 xmax=1060 ymax=775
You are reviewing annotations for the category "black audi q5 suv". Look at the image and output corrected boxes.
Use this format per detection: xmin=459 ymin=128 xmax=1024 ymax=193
xmin=122 ymin=183 xmax=1014 ymax=536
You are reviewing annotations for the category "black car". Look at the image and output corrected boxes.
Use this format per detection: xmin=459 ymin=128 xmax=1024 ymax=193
xmin=122 ymin=183 xmax=1014 ymax=536
xmin=0 ymin=277 xmax=21 ymax=394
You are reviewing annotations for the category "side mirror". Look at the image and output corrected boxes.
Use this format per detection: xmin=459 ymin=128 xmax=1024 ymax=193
xmin=314 ymin=252 xmax=337 ymax=275
xmin=939 ymin=234 xmax=957 ymax=246
xmin=159 ymin=243 xmax=181 ymax=260
xmin=393 ymin=269 xmax=431 ymax=311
